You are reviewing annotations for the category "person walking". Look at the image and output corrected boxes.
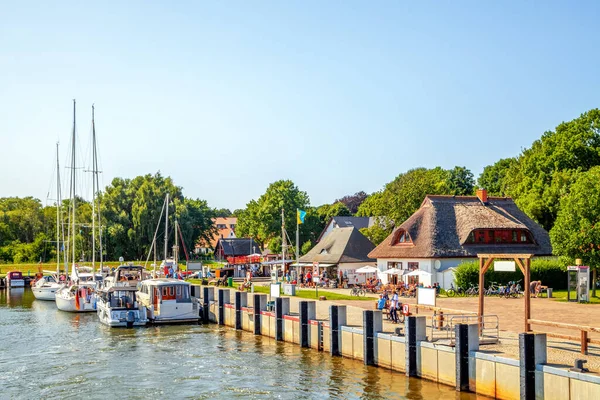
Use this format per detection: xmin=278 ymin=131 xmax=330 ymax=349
xmin=390 ymin=290 xmax=399 ymax=323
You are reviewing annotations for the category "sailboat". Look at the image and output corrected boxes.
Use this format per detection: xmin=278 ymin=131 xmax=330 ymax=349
xmin=56 ymin=102 xmax=102 ymax=312
xmin=32 ymin=143 xmax=67 ymax=300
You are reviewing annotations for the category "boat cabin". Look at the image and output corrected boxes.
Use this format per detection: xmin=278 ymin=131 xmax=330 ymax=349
xmin=106 ymin=265 xmax=149 ymax=288
xmin=98 ymin=286 xmax=139 ymax=310
xmin=6 ymin=271 xmax=25 ymax=287
xmin=137 ymin=279 xmax=198 ymax=323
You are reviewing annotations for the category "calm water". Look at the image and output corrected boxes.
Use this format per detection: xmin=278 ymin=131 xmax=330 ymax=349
xmin=0 ymin=289 xmax=478 ymax=400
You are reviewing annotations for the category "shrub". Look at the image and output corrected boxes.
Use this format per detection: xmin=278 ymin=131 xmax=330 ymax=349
xmin=454 ymin=258 xmax=566 ymax=290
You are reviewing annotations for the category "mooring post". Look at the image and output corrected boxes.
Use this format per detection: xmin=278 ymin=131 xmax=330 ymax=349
xmin=519 ymin=332 xmax=535 ymax=400
xmin=455 ymin=324 xmax=469 ymax=391
xmin=275 ymin=297 xmax=290 ymax=341
xmin=363 ymin=310 xmax=382 ymax=365
xmin=202 ymin=286 xmax=214 ymax=323
xmin=329 ymin=305 xmax=347 ymax=356
xmin=218 ymin=289 xmax=230 ymax=326
xmin=299 ymin=301 xmax=316 ymax=348
xmin=405 ymin=316 xmax=417 ymax=377
xmin=235 ymin=291 xmax=247 ymax=330
xmin=253 ymin=293 xmax=267 ymax=335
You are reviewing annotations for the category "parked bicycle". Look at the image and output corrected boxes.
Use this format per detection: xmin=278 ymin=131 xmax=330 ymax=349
xmin=446 ymin=283 xmax=465 ymax=297
xmin=350 ymin=286 xmax=365 ymax=297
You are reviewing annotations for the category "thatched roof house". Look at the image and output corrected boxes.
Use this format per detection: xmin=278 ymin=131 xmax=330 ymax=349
xmin=368 ymin=191 xmax=552 ymax=288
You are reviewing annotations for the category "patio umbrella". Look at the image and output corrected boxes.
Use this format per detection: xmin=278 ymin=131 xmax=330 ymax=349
xmin=382 ymin=268 xmax=404 ymax=275
xmin=355 ymin=266 xmax=378 ymax=273
xmin=405 ymin=270 xmax=432 ymax=277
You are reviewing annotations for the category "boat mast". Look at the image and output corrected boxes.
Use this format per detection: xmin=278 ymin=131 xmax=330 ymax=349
xmin=56 ymin=142 xmax=61 ymax=277
xmin=164 ymin=193 xmax=169 ymax=263
xmin=91 ymin=105 xmax=96 ymax=281
xmin=71 ymin=99 xmax=77 ymax=276
xmin=281 ymin=208 xmax=286 ymax=283
xmin=174 ymin=219 xmax=179 ymax=268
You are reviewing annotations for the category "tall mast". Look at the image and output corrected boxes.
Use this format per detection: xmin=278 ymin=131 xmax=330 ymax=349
xmin=174 ymin=219 xmax=179 ymax=267
xmin=281 ymin=208 xmax=286 ymax=283
xmin=164 ymin=193 xmax=169 ymax=261
xmin=91 ymin=105 xmax=96 ymax=280
xmin=71 ymin=99 xmax=77 ymax=273
xmin=56 ymin=143 xmax=61 ymax=277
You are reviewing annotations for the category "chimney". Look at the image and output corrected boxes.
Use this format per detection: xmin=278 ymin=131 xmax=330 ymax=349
xmin=476 ymin=188 xmax=488 ymax=204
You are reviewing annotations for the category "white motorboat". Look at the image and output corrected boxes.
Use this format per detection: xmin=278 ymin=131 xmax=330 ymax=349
xmin=32 ymin=276 xmax=64 ymax=301
xmin=96 ymin=286 xmax=148 ymax=327
xmin=137 ymin=279 xmax=200 ymax=324
xmin=101 ymin=265 xmax=149 ymax=290
xmin=5 ymin=271 xmax=25 ymax=288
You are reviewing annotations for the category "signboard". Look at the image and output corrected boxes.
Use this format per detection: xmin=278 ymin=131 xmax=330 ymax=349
xmin=313 ymin=261 xmax=319 ymax=276
xmin=494 ymin=261 xmax=516 ymax=272
xmin=270 ymin=283 xmax=281 ymax=298
xmin=417 ymin=287 xmax=436 ymax=306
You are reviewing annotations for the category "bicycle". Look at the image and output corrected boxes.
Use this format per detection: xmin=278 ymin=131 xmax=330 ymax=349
xmin=350 ymin=286 xmax=365 ymax=297
xmin=446 ymin=283 xmax=465 ymax=297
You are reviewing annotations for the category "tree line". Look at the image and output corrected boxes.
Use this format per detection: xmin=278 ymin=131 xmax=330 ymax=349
xmin=0 ymin=173 xmax=216 ymax=264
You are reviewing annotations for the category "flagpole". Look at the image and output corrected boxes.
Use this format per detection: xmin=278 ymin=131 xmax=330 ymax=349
xmin=296 ymin=209 xmax=300 ymax=281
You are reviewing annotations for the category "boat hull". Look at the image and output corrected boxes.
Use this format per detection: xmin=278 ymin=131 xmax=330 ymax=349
xmin=32 ymin=284 xmax=64 ymax=301
xmin=7 ymin=279 xmax=25 ymax=288
xmin=97 ymin=302 xmax=148 ymax=327
xmin=55 ymin=294 xmax=97 ymax=312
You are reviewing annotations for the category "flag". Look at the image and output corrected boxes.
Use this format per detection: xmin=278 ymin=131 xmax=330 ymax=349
xmin=297 ymin=209 xmax=306 ymax=225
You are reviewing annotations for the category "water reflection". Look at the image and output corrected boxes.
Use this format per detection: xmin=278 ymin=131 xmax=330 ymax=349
xmin=0 ymin=289 xmax=483 ymax=399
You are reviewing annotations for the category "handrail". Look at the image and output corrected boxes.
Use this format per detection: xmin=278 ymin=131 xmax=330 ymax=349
xmin=527 ymin=318 xmax=600 ymax=333
xmin=528 ymin=318 xmax=600 ymax=354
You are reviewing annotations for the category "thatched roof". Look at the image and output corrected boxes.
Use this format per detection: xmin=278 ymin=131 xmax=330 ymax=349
xmin=300 ymin=227 xmax=376 ymax=264
xmin=368 ymin=195 xmax=552 ymax=259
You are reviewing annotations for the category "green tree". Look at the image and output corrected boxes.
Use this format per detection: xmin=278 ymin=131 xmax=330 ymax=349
xmin=447 ymin=166 xmax=475 ymax=195
xmin=359 ymin=223 xmax=392 ymax=246
xmin=214 ymin=208 xmax=232 ymax=218
xmin=236 ymin=180 xmax=310 ymax=247
xmin=477 ymin=158 xmax=515 ymax=196
xmin=301 ymin=240 xmax=313 ymax=255
xmin=505 ymin=109 xmax=600 ymax=230
xmin=550 ymin=166 xmax=600 ymax=296
xmin=316 ymin=202 xmax=351 ymax=223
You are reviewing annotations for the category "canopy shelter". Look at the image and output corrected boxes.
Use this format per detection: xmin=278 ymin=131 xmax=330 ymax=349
xmin=405 ymin=270 xmax=431 ymax=277
xmin=478 ymin=253 xmax=533 ymax=333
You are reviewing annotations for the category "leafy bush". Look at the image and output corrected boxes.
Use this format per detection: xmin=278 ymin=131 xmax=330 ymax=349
xmin=454 ymin=258 xmax=566 ymax=290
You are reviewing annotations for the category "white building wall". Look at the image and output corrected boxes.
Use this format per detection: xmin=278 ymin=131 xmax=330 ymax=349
xmin=376 ymin=257 xmax=475 ymax=287
xmin=338 ymin=262 xmax=375 ymax=285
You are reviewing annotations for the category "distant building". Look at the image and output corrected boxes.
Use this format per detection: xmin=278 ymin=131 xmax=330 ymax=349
xmin=298 ymin=227 xmax=376 ymax=284
xmin=368 ymin=190 xmax=552 ymax=289
xmin=317 ymin=216 xmax=389 ymax=242
xmin=214 ymin=237 xmax=261 ymax=261
xmin=195 ymin=217 xmax=237 ymax=254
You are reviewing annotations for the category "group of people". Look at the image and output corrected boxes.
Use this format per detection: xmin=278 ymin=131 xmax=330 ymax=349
xmin=529 ymin=280 xmax=544 ymax=297
xmin=377 ymin=289 xmax=403 ymax=323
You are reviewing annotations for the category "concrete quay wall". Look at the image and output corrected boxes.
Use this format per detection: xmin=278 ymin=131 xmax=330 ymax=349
xmin=193 ymin=285 xmax=600 ymax=400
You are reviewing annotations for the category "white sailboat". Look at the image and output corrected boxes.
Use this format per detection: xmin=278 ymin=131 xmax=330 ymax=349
xmin=56 ymin=101 xmax=101 ymax=312
xmin=33 ymin=143 xmax=67 ymax=301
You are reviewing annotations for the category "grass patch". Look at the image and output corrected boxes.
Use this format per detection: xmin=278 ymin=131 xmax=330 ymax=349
xmin=549 ymin=290 xmax=600 ymax=304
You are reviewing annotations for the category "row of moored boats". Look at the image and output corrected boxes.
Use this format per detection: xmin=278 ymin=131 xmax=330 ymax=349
xmin=28 ymin=264 xmax=200 ymax=327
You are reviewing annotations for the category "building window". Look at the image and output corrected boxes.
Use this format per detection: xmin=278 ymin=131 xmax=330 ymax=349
xmin=465 ymin=229 xmax=533 ymax=245
xmin=217 ymin=224 xmax=226 ymax=229
xmin=408 ymin=262 xmax=419 ymax=271
xmin=392 ymin=229 xmax=412 ymax=245
xmin=387 ymin=261 xmax=403 ymax=270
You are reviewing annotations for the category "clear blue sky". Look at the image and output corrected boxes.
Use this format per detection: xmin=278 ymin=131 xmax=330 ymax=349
xmin=1 ymin=1 xmax=599 ymax=210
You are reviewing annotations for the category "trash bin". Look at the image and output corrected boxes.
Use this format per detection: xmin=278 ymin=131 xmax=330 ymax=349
xmin=228 ymin=277 xmax=233 ymax=287
xmin=283 ymin=283 xmax=296 ymax=296
xmin=547 ymin=288 xmax=553 ymax=298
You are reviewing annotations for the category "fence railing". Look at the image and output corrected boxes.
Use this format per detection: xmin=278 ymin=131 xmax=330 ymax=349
xmin=427 ymin=313 xmax=499 ymax=345
xmin=528 ymin=318 xmax=600 ymax=355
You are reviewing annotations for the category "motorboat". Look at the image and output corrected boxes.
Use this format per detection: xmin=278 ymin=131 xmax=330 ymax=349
xmin=101 ymin=265 xmax=149 ymax=289
xmin=137 ymin=279 xmax=200 ymax=324
xmin=55 ymin=283 xmax=98 ymax=312
xmin=5 ymin=271 xmax=25 ymax=288
xmin=96 ymin=286 xmax=148 ymax=327
xmin=32 ymin=275 xmax=64 ymax=301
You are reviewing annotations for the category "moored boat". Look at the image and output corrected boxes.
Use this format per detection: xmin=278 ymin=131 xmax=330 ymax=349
xmin=6 ymin=271 xmax=25 ymax=288
xmin=137 ymin=279 xmax=200 ymax=324
xmin=96 ymin=286 xmax=148 ymax=327
xmin=32 ymin=276 xmax=64 ymax=301
xmin=55 ymin=283 xmax=98 ymax=312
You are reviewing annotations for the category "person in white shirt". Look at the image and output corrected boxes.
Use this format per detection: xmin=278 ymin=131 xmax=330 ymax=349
xmin=390 ymin=290 xmax=399 ymax=323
